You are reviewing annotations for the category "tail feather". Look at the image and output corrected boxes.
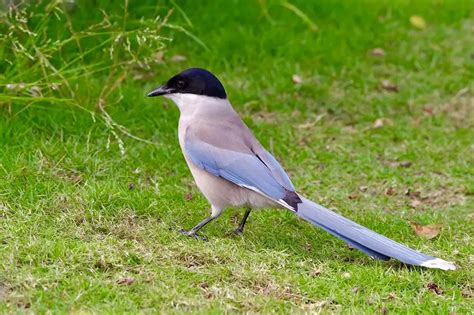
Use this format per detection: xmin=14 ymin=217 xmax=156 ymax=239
xmin=296 ymin=196 xmax=456 ymax=270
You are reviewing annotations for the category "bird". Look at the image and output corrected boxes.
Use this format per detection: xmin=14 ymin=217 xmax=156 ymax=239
xmin=147 ymin=68 xmax=456 ymax=271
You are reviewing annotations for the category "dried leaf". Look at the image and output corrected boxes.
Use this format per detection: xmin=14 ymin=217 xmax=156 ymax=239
xmin=184 ymin=192 xmax=193 ymax=201
xmin=410 ymin=198 xmax=422 ymax=208
xmin=373 ymin=118 xmax=385 ymax=128
xmin=410 ymin=222 xmax=443 ymax=239
xmin=351 ymin=286 xmax=360 ymax=293
xmin=117 ymin=278 xmax=135 ymax=286
xmin=348 ymin=192 xmax=360 ymax=200
xmin=422 ymin=107 xmax=434 ymax=115
xmin=170 ymin=55 xmax=187 ymax=62
xmin=426 ymin=282 xmax=443 ymax=295
xmin=359 ymin=186 xmax=368 ymax=192
xmin=385 ymin=187 xmax=396 ymax=196
xmin=373 ymin=118 xmax=393 ymax=128
xmin=405 ymin=189 xmax=421 ymax=198
xmin=342 ymin=272 xmax=351 ymax=278
xmin=292 ymin=74 xmax=303 ymax=84
xmin=310 ymin=268 xmax=322 ymax=277
xmin=399 ymin=161 xmax=412 ymax=168
xmin=386 ymin=292 xmax=397 ymax=300
xmin=380 ymin=80 xmax=399 ymax=92
xmin=296 ymin=122 xmax=315 ymax=129
xmin=253 ymin=110 xmax=278 ymax=123
xmin=461 ymin=287 xmax=473 ymax=298
xmin=369 ymin=48 xmax=385 ymax=57
xmin=410 ymin=15 xmax=427 ymax=30
xmin=199 ymin=282 xmax=214 ymax=299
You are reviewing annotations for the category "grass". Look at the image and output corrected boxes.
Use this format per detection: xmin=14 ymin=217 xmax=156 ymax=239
xmin=0 ymin=0 xmax=473 ymax=313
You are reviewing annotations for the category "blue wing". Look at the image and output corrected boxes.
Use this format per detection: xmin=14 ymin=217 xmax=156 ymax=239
xmin=257 ymin=150 xmax=296 ymax=191
xmin=184 ymin=138 xmax=290 ymax=204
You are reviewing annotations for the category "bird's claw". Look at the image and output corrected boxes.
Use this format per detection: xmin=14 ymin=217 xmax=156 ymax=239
xmin=233 ymin=228 xmax=243 ymax=236
xmin=225 ymin=228 xmax=244 ymax=237
xmin=179 ymin=229 xmax=208 ymax=241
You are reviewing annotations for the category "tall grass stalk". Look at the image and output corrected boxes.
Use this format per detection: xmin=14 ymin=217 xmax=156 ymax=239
xmin=0 ymin=1 xmax=174 ymax=152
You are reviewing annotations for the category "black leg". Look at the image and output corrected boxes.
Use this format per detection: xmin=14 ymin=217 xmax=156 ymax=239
xmin=180 ymin=216 xmax=215 ymax=241
xmin=234 ymin=208 xmax=251 ymax=235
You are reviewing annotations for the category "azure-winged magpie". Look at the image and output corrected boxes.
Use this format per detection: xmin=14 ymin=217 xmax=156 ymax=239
xmin=147 ymin=68 xmax=456 ymax=270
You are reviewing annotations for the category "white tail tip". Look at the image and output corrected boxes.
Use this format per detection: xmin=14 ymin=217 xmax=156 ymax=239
xmin=420 ymin=258 xmax=457 ymax=270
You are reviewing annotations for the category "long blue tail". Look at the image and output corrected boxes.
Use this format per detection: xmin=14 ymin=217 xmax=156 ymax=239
xmin=296 ymin=196 xmax=456 ymax=270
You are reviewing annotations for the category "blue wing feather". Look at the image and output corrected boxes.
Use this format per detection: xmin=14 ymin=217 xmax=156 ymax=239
xmin=258 ymin=150 xmax=296 ymax=191
xmin=184 ymin=138 xmax=288 ymax=201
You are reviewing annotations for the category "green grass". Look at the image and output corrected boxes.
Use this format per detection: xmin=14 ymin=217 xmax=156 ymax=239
xmin=1 ymin=0 xmax=473 ymax=313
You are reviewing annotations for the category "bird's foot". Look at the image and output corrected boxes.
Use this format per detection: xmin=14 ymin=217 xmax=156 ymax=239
xmin=225 ymin=227 xmax=244 ymax=237
xmin=179 ymin=229 xmax=208 ymax=241
xmin=224 ymin=228 xmax=244 ymax=237
xmin=233 ymin=228 xmax=244 ymax=236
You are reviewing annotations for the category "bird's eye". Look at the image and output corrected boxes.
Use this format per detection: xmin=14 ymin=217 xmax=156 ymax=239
xmin=176 ymin=80 xmax=185 ymax=89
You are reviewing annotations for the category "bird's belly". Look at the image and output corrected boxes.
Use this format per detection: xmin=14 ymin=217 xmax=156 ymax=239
xmin=186 ymin=159 xmax=277 ymax=211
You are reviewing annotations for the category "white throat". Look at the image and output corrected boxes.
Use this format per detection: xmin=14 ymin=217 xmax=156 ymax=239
xmin=165 ymin=93 xmax=229 ymax=116
xmin=165 ymin=93 xmax=206 ymax=112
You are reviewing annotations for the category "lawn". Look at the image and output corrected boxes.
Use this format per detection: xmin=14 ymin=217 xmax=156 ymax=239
xmin=0 ymin=0 xmax=473 ymax=313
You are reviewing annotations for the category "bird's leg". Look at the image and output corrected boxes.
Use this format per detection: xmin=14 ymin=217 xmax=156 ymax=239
xmin=180 ymin=207 xmax=221 ymax=241
xmin=234 ymin=208 xmax=251 ymax=236
xmin=179 ymin=216 xmax=215 ymax=241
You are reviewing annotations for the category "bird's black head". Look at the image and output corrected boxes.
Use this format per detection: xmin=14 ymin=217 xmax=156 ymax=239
xmin=147 ymin=68 xmax=227 ymax=99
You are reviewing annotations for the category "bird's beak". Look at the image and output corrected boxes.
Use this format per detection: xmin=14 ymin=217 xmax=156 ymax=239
xmin=147 ymin=85 xmax=173 ymax=97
